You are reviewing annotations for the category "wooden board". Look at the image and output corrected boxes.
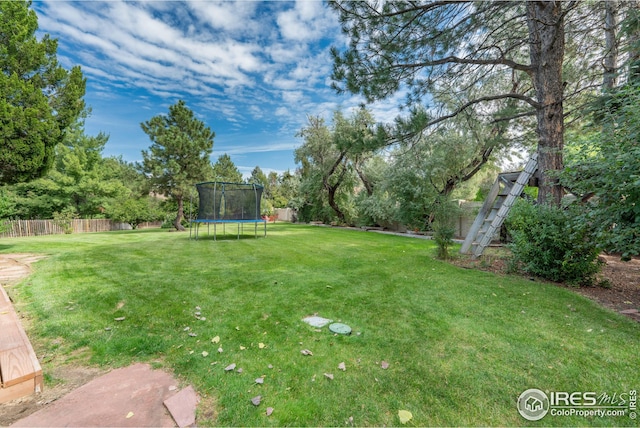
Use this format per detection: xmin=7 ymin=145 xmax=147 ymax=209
xmin=0 ymin=377 xmax=35 ymax=404
xmin=0 ymin=347 xmax=35 ymax=387
xmin=0 ymin=285 xmax=43 ymax=402
xmin=0 ymin=316 xmax=28 ymax=352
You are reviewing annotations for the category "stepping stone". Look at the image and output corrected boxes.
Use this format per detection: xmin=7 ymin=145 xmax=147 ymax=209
xmin=302 ymin=316 xmax=333 ymax=328
xmin=164 ymin=386 xmax=200 ymax=428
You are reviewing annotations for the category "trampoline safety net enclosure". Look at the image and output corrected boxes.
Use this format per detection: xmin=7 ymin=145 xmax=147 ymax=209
xmin=190 ymin=181 xmax=266 ymax=240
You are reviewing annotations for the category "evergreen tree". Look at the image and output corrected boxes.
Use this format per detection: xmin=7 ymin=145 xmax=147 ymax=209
xmin=212 ymin=154 xmax=242 ymax=183
xmin=0 ymin=0 xmax=86 ymax=184
xmin=141 ymin=100 xmax=215 ymax=231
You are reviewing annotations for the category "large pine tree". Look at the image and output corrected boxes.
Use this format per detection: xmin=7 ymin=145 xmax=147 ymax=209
xmin=0 ymin=0 xmax=86 ymax=184
xmin=141 ymin=100 xmax=215 ymax=231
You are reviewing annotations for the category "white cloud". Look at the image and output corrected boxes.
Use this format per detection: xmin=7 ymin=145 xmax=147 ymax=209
xmin=33 ymin=0 xmax=392 ymax=174
xmin=276 ymin=0 xmax=337 ymax=41
xmin=186 ymin=1 xmax=260 ymax=33
xmin=282 ymin=90 xmax=305 ymax=104
xmin=275 ymin=106 xmax=290 ymax=117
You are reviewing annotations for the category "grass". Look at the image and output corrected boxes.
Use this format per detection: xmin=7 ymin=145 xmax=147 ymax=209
xmin=3 ymin=224 xmax=639 ymax=426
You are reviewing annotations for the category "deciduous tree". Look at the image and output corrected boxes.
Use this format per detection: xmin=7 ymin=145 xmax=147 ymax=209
xmin=330 ymin=1 xmax=628 ymax=206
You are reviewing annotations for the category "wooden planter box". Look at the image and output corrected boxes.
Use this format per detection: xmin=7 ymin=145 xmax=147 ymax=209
xmin=0 ymin=286 xmax=43 ymax=403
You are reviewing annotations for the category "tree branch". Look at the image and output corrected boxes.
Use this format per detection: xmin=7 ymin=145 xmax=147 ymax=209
xmin=390 ymin=55 xmax=532 ymax=74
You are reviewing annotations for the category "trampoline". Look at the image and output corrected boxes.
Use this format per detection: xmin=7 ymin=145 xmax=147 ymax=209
xmin=189 ymin=181 xmax=267 ymax=240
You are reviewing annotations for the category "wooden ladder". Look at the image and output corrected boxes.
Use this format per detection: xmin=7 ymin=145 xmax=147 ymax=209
xmin=460 ymin=153 xmax=538 ymax=258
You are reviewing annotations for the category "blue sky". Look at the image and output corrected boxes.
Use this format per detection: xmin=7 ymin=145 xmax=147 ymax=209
xmin=33 ymin=0 xmax=400 ymax=179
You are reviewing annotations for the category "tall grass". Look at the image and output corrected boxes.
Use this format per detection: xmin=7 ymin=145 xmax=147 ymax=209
xmin=4 ymin=224 xmax=639 ymax=426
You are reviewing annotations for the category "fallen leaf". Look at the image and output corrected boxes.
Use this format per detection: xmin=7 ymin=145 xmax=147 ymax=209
xmin=338 ymin=362 xmax=346 ymax=371
xmin=202 ymin=351 xmax=209 ymax=357
xmin=266 ymin=407 xmax=274 ymax=416
xmin=211 ymin=336 xmax=220 ymax=343
xmin=258 ymin=342 xmax=266 ymax=349
xmin=251 ymin=395 xmax=262 ymax=406
xmin=301 ymin=349 xmax=313 ymax=356
xmin=224 ymin=363 xmax=236 ymax=371
xmin=114 ymin=317 xmax=126 ymax=321
xmin=324 ymin=373 xmax=334 ymax=380
xmin=398 ymin=410 xmax=413 ymax=424
xmin=240 ymin=345 xmax=246 ymax=350
xmin=126 ymin=411 xmax=134 ymax=419
xmin=381 ymin=361 xmax=390 ymax=369
xmin=255 ymin=377 xmax=264 ymax=384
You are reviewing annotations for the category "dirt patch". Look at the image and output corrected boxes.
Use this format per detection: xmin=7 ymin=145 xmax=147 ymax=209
xmin=450 ymin=249 xmax=640 ymax=322
xmin=0 ymin=253 xmax=47 ymax=287
xmin=576 ymin=254 xmax=640 ymax=320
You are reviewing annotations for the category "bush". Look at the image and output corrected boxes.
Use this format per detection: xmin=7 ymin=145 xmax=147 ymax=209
xmin=431 ymin=197 xmax=460 ymax=260
xmin=53 ymin=207 xmax=77 ymax=234
xmin=433 ymin=223 xmax=456 ymax=259
xmin=106 ymin=197 xmax=161 ymax=229
xmin=505 ymin=200 xmax=602 ymax=285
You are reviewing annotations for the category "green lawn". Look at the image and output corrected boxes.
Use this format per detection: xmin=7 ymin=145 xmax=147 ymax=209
xmin=4 ymin=224 xmax=639 ymax=426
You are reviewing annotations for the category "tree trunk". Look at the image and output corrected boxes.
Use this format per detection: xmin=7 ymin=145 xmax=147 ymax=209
xmin=527 ymin=1 xmax=566 ymax=206
xmin=603 ymin=1 xmax=619 ymax=90
xmin=174 ymin=197 xmax=186 ymax=231
xmin=354 ymin=158 xmax=374 ymax=196
xmin=323 ymin=151 xmax=347 ymax=222
xmin=326 ymin=183 xmax=346 ymax=222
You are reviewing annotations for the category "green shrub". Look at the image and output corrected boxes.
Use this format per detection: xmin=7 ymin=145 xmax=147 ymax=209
xmin=433 ymin=223 xmax=456 ymax=259
xmin=53 ymin=207 xmax=77 ymax=234
xmin=505 ymin=200 xmax=602 ymax=285
xmin=432 ymin=197 xmax=460 ymax=260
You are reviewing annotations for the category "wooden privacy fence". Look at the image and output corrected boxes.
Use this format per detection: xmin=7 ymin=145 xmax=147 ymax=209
xmin=0 ymin=219 xmax=161 ymax=238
